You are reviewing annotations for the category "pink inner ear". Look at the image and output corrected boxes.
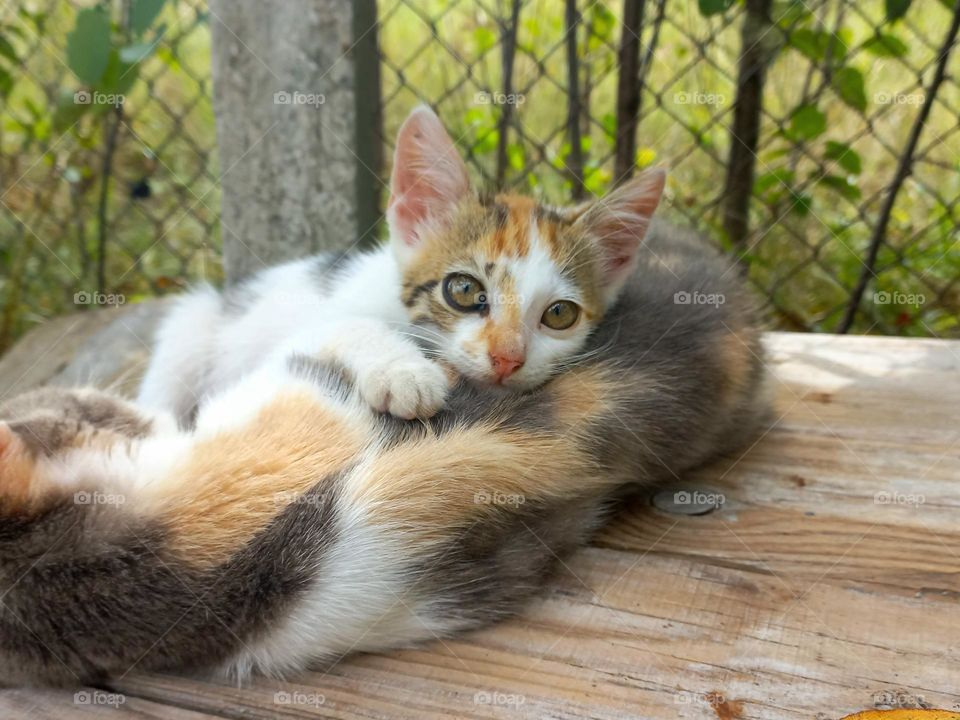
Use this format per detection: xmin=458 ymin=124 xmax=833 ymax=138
xmin=584 ymin=169 xmax=666 ymax=283
xmin=388 ymin=107 xmax=471 ymax=248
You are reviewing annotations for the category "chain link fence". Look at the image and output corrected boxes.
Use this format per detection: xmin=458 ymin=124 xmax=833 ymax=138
xmin=0 ymin=0 xmax=218 ymax=352
xmin=1 ymin=0 xmax=958 ymax=353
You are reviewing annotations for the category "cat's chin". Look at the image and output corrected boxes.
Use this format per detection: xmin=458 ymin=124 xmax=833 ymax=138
xmin=463 ymin=374 xmax=536 ymax=394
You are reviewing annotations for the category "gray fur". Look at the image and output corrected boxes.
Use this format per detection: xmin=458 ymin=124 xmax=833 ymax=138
xmin=0 ymin=388 xmax=152 ymax=457
xmin=0 ymin=468 xmax=344 ymax=686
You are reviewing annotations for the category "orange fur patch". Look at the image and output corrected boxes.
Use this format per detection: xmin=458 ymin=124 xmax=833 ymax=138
xmin=0 ymin=425 xmax=41 ymax=514
xmin=716 ymin=328 xmax=755 ymax=411
xmin=349 ymin=366 xmax=624 ymax=540
xmin=151 ymin=393 xmax=365 ymax=567
xmin=348 ymin=425 xmax=594 ymax=542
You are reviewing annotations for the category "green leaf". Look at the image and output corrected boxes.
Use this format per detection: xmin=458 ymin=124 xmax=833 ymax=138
xmin=600 ymin=112 xmax=617 ymax=143
xmin=789 ymin=28 xmax=826 ymax=60
xmin=588 ymin=4 xmax=617 ymax=41
xmin=472 ymin=26 xmax=496 ymax=54
xmin=754 ymin=169 xmax=795 ymax=195
xmin=130 ymin=0 xmax=166 ymax=35
xmin=119 ymin=42 xmax=153 ymax=64
xmin=863 ymin=33 xmax=908 ymax=57
xmin=52 ymin=88 xmax=91 ymax=131
xmin=818 ymin=174 xmax=861 ymax=201
xmin=99 ymin=48 xmax=139 ymax=95
xmin=885 ymin=0 xmax=912 ymax=21
xmin=507 ymin=143 xmax=525 ymax=170
xmin=66 ymin=8 xmax=111 ymax=85
xmin=0 ymin=34 xmax=16 ymax=64
xmin=825 ymin=141 xmax=862 ymax=175
xmin=832 ymin=67 xmax=867 ymax=112
xmin=698 ymin=0 xmax=735 ymax=16
xmin=788 ymin=28 xmax=849 ymax=61
xmin=791 ymin=193 xmax=813 ymax=216
xmin=0 ymin=67 xmax=11 ymax=98
xmin=789 ymin=105 xmax=826 ymax=140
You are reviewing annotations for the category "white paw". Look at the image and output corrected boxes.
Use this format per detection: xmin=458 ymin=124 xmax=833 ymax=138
xmin=358 ymin=357 xmax=449 ymax=419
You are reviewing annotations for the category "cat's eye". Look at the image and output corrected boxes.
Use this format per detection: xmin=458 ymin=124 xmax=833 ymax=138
xmin=541 ymin=301 xmax=580 ymax=331
xmin=443 ymin=273 xmax=487 ymax=312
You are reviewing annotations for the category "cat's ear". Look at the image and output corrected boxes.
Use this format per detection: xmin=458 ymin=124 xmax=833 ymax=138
xmin=575 ymin=168 xmax=666 ymax=303
xmin=387 ymin=106 xmax=471 ymax=257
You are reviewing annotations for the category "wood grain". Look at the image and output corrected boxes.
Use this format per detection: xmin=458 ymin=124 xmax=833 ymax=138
xmin=4 ymin=332 xmax=959 ymax=719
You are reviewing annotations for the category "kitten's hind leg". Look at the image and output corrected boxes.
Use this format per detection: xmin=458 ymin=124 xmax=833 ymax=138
xmin=138 ymin=285 xmax=222 ymax=428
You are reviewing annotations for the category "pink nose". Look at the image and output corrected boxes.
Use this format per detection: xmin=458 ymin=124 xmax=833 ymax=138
xmin=490 ymin=353 xmax=524 ymax=380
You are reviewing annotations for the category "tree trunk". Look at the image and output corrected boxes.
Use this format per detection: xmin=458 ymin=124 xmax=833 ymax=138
xmin=210 ymin=0 xmax=373 ymax=285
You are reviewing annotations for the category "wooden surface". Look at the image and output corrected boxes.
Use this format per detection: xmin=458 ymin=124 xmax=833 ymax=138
xmin=2 ymin=331 xmax=959 ymax=719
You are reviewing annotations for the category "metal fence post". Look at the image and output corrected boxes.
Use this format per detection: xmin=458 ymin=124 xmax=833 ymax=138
xmin=722 ymin=0 xmax=773 ymax=250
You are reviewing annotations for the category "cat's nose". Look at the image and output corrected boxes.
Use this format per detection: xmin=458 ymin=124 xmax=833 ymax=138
xmin=490 ymin=352 xmax=524 ymax=380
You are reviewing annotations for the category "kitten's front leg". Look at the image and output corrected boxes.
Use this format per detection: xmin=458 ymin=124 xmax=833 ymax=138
xmin=278 ymin=318 xmax=450 ymax=419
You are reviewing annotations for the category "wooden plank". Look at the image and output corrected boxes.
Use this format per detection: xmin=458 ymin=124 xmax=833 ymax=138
xmin=28 ymin=334 xmax=960 ymax=718
xmin=0 ymin=686 xmax=223 ymax=719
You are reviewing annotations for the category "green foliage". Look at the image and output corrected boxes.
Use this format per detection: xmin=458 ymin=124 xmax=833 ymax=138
xmin=885 ymin=0 xmax=913 ymax=22
xmin=832 ymin=67 xmax=867 ymax=111
xmin=698 ymin=0 xmax=736 ymax=16
xmin=130 ymin=0 xmax=167 ymax=35
xmin=789 ymin=105 xmax=826 ymax=140
xmin=62 ymin=0 xmax=167 ymax=126
xmin=824 ymin=141 xmax=862 ymax=175
xmin=863 ymin=33 xmax=908 ymax=57
xmin=67 ymin=8 xmax=112 ymax=85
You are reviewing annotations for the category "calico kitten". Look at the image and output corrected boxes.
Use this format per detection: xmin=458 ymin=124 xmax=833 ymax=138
xmin=137 ymin=106 xmax=666 ymax=426
xmin=0 ymin=218 xmax=768 ymax=685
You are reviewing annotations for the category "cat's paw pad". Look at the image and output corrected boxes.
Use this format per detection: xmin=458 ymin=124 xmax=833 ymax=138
xmin=359 ymin=359 xmax=449 ymax=419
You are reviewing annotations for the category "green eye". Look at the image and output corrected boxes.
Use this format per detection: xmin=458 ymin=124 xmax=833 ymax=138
xmin=442 ymin=273 xmax=487 ymax=312
xmin=541 ymin=300 xmax=580 ymax=330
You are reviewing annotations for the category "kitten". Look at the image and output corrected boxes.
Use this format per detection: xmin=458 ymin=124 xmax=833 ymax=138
xmin=0 ymin=218 xmax=768 ymax=686
xmin=137 ymin=106 xmax=666 ymax=426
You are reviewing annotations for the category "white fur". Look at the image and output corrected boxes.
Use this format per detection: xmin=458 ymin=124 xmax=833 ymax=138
xmin=139 ymin=245 xmax=449 ymax=422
